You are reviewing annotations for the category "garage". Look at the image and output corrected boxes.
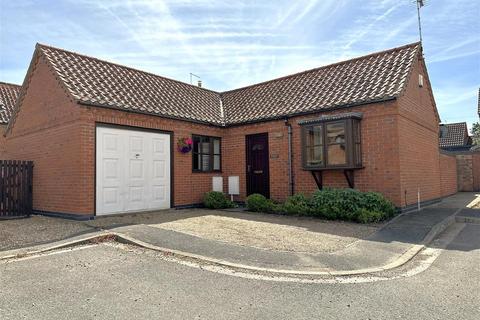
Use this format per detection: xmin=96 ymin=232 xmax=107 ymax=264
xmin=96 ymin=125 xmax=172 ymax=216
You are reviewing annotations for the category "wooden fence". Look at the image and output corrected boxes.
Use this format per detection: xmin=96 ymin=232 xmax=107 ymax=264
xmin=0 ymin=160 xmax=33 ymax=218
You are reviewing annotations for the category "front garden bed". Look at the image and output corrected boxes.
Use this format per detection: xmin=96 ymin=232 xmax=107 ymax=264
xmin=203 ymin=188 xmax=396 ymax=224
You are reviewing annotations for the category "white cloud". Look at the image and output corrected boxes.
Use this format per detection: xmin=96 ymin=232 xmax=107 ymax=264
xmin=0 ymin=0 xmax=478 ymax=124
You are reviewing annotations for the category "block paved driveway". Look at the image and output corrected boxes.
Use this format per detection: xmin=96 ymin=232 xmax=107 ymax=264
xmin=1 ymin=222 xmax=479 ymax=320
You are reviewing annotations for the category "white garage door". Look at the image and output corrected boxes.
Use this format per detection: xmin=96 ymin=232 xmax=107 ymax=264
xmin=96 ymin=126 xmax=171 ymax=215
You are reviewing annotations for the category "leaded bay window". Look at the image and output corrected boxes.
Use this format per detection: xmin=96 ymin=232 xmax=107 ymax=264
xmin=193 ymin=135 xmax=221 ymax=172
xmin=300 ymin=113 xmax=362 ymax=170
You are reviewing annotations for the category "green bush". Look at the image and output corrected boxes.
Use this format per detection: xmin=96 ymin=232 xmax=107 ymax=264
xmin=282 ymin=193 xmax=312 ymax=215
xmin=355 ymin=208 xmax=384 ymax=224
xmin=244 ymin=188 xmax=396 ymax=223
xmin=310 ymin=188 xmax=395 ymax=223
xmin=311 ymin=188 xmax=358 ymax=220
xmin=357 ymin=192 xmax=396 ymax=218
xmin=203 ymin=191 xmax=235 ymax=209
xmin=246 ymin=194 xmax=274 ymax=212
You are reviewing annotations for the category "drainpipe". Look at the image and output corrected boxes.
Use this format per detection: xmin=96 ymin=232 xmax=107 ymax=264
xmin=284 ymin=118 xmax=294 ymax=196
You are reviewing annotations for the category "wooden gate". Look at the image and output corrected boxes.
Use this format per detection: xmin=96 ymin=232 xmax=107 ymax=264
xmin=0 ymin=160 xmax=33 ymax=218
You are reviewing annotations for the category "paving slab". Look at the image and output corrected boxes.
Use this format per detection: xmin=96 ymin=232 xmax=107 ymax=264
xmin=435 ymin=192 xmax=480 ymax=208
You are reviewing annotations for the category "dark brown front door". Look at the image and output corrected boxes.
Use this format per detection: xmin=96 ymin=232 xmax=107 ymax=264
xmin=246 ymin=133 xmax=270 ymax=198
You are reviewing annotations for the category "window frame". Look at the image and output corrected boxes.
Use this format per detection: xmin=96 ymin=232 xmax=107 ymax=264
xmin=192 ymin=134 xmax=222 ymax=173
xmin=300 ymin=116 xmax=362 ymax=171
xmin=303 ymin=123 xmax=325 ymax=168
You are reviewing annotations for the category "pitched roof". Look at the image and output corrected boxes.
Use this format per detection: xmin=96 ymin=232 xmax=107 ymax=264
xmin=439 ymin=122 xmax=471 ymax=148
xmin=222 ymin=43 xmax=420 ymax=124
xmin=23 ymin=42 xmax=420 ymax=126
xmin=0 ymin=82 xmax=21 ymax=124
xmin=38 ymin=44 xmax=223 ymax=125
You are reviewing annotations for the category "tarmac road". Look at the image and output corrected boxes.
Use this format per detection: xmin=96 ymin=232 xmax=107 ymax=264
xmin=0 ymin=223 xmax=479 ymax=320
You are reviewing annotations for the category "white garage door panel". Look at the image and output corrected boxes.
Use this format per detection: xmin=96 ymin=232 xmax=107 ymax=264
xmin=96 ymin=126 xmax=171 ymax=215
xmin=150 ymin=135 xmax=170 ymax=209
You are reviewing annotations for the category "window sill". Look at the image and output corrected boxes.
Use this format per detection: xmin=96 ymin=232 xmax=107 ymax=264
xmin=192 ymin=170 xmax=223 ymax=174
xmin=302 ymin=166 xmax=364 ymax=171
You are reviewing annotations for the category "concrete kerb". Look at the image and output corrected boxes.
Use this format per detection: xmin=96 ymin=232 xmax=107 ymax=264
xmin=0 ymin=209 xmax=460 ymax=277
xmin=0 ymin=231 xmax=112 ymax=261
xmin=455 ymin=215 xmax=480 ymax=224
xmin=421 ymin=208 xmax=461 ymax=245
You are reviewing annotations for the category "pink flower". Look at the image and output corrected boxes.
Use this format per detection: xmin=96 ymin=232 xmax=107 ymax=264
xmin=186 ymin=138 xmax=193 ymax=145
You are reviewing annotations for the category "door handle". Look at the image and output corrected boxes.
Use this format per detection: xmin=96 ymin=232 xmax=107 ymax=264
xmin=247 ymin=165 xmax=251 ymax=173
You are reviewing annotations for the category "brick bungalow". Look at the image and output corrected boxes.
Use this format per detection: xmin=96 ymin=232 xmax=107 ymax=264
xmin=0 ymin=42 xmax=458 ymax=219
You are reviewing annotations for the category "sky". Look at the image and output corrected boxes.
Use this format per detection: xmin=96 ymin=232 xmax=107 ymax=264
xmin=0 ymin=0 xmax=479 ymax=128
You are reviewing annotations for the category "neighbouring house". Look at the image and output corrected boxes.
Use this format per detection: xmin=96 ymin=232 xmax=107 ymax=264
xmin=0 ymin=42 xmax=458 ymax=219
xmin=438 ymin=89 xmax=480 ymax=192
xmin=0 ymin=82 xmax=21 ymax=154
xmin=438 ymin=122 xmax=477 ymax=192
xmin=439 ymin=122 xmax=473 ymax=152
xmin=437 ymin=92 xmax=480 ymax=192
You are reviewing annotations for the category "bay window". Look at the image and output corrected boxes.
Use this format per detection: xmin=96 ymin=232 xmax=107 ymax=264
xmin=300 ymin=113 xmax=362 ymax=170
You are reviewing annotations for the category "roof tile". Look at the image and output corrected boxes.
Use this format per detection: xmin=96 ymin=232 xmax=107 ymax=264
xmin=0 ymin=82 xmax=21 ymax=124
xmin=439 ymin=122 xmax=470 ymax=148
xmin=23 ymin=42 xmax=421 ymax=126
xmin=222 ymin=43 xmax=419 ymax=124
xmin=39 ymin=45 xmax=223 ymax=125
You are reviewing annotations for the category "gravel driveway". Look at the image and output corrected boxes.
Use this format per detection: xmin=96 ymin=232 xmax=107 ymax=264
xmin=150 ymin=212 xmax=380 ymax=254
xmin=0 ymin=209 xmax=380 ymax=254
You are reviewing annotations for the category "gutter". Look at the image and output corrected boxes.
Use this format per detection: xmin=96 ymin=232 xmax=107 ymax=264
xmin=225 ymin=96 xmax=397 ymax=128
xmin=78 ymin=96 xmax=398 ymax=129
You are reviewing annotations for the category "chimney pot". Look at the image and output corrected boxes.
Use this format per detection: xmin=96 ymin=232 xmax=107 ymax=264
xmin=197 ymin=80 xmax=202 ymax=88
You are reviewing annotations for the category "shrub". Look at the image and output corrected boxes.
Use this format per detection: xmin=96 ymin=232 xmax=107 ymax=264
xmin=310 ymin=188 xmax=395 ymax=222
xmin=355 ymin=209 xmax=384 ymax=224
xmin=357 ymin=192 xmax=396 ymax=218
xmin=246 ymin=193 xmax=274 ymax=212
xmin=271 ymin=203 xmax=285 ymax=214
xmin=245 ymin=188 xmax=395 ymax=223
xmin=282 ymin=193 xmax=312 ymax=215
xmin=311 ymin=188 xmax=360 ymax=220
xmin=203 ymin=191 xmax=235 ymax=209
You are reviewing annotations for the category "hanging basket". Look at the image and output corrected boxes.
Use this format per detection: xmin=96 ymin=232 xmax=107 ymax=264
xmin=177 ymin=137 xmax=193 ymax=153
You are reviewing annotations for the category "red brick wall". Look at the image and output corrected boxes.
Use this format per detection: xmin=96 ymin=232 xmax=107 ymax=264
xmin=473 ymin=153 xmax=480 ymax=191
xmin=2 ymin=55 xmax=87 ymax=215
xmin=78 ymin=106 xmax=225 ymax=213
xmin=397 ymin=54 xmax=442 ymax=206
xmin=223 ymin=120 xmax=289 ymax=202
xmin=224 ymin=100 xmax=402 ymax=205
xmin=455 ymin=153 xmax=480 ymax=192
xmin=439 ymin=153 xmax=457 ymax=196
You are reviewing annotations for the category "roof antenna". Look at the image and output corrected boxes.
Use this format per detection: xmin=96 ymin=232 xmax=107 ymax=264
xmin=189 ymin=73 xmax=201 ymax=87
xmin=413 ymin=0 xmax=427 ymax=42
